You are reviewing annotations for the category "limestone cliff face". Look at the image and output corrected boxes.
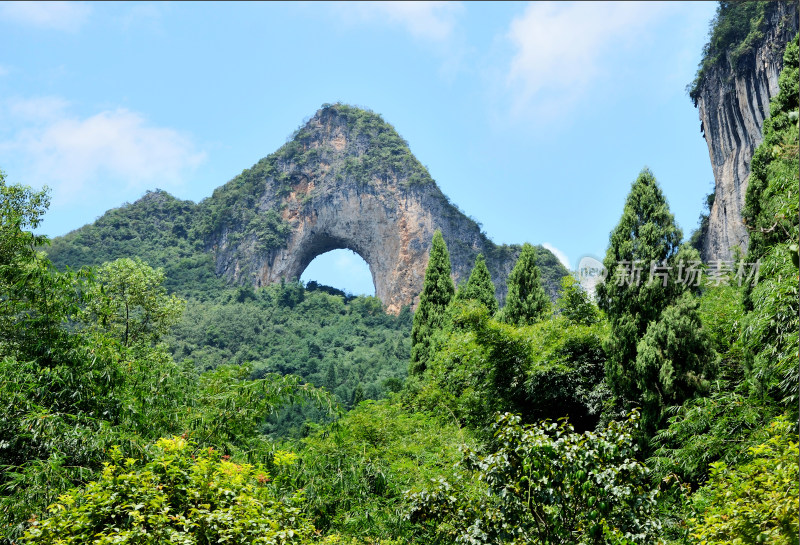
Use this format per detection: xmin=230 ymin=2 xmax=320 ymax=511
xmin=205 ymin=104 xmax=566 ymax=314
xmin=694 ymin=2 xmax=798 ymax=261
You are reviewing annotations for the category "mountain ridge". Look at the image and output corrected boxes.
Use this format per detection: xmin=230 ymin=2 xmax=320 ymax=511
xmin=692 ymin=1 xmax=798 ymax=260
xmin=49 ymin=103 xmax=568 ymax=311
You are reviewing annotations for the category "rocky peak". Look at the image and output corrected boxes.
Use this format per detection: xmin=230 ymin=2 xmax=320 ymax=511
xmin=202 ymin=103 xmax=567 ymax=313
xmin=693 ymin=1 xmax=798 ymax=261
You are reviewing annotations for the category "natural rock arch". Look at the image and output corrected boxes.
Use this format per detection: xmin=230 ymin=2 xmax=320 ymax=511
xmin=295 ymin=241 xmax=377 ymax=295
xmin=254 ymin=177 xmax=442 ymax=314
xmin=208 ymin=104 xmax=567 ymax=313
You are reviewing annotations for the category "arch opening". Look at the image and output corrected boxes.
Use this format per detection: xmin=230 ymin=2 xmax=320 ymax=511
xmin=299 ymin=248 xmax=376 ymax=297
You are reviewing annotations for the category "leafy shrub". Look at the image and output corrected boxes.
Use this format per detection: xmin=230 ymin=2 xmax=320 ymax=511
xmin=289 ymin=400 xmax=471 ymax=542
xmin=22 ymin=436 xmax=316 ymax=544
xmin=407 ymin=411 xmax=666 ymax=545
xmin=689 ymin=416 xmax=799 ymax=544
xmin=649 ymin=388 xmax=779 ymax=486
xmin=413 ymin=301 xmax=608 ymax=434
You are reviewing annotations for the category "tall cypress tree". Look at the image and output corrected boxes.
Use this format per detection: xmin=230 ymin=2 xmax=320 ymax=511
xmin=635 ymin=292 xmax=716 ymax=435
xmin=455 ymin=253 xmax=498 ymax=314
xmin=595 ymin=168 xmax=686 ymax=407
xmin=499 ymin=243 xmax=551 ymax=326
xmin=556 ymin=275 xmax=599 ymax=326
xmin=410 ymin=230 xmax=454 ymax=375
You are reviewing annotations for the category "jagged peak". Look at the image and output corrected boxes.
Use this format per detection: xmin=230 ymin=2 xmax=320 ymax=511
xmin=311 ymin=103 xmax=395 ymax=134
xmin=289 ymin=103 xmax=418 ymax=160
xmin=229 ymin=102 xmax=437 ymax=190
xmin=131 ymin=188 xmax=182 ymax=206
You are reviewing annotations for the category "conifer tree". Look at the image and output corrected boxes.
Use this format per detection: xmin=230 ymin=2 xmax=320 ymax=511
xmin=410 ymin=230 xmax=454 ymax=375
xmin=556 ymin=275 xmax=599 ymax=325
xmin=635 ymin=292 xmax=716 ymax=435
xmin=596 ymin=168 xmax=703 ymax=412
xmin=455 ymin=253 xmax=498 ymax=314
xmin=351 ymin=384 xmax=365 ymax=407
xmin=499 ymin=243 xmax=550 ymax=326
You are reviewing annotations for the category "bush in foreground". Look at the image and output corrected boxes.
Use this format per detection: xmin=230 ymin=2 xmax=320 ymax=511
xmin=22 ymin=436 xmax=315 ymax=545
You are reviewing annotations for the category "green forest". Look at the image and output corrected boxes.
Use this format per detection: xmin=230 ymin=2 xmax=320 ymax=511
xmin=1 ymin=6 xmax=798 ymax=545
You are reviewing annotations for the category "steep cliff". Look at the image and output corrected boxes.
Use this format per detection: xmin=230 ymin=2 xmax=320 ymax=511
xmin=691 ymin=1 xmax=798 ymax=261
xmin=196 ymin=104 xmax=566 ymax=313
xmin=49 ymin=104 xmax=567 ymax=313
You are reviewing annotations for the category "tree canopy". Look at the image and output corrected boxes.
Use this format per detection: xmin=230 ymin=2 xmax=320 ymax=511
xmin=455 ymin=253 xmax=498 ymax=314
xmin=596 ymin=168 xmax=685 ymax=407
xmin=499 ymin=242 xmax=551 ymax=326
xmin=409 ymin=230 xmax=454 ymax=375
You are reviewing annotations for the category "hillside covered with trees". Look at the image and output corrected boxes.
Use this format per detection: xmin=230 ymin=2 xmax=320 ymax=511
xmin=0 ymin=5 xmax=797 ymax=544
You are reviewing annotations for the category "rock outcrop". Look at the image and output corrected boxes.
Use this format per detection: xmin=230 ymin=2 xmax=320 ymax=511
xmin=203 ymin=104 xmax=566 ymax=314
xmin=693 ymin=2 xmax=798 ymax=261
xmin=47 ymin=104 xmax=567 ymax=313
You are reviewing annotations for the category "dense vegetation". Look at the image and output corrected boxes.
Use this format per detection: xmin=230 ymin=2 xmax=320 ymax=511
xmin=689 ymin=1 xmax=779 ymax=101
xmin=170 ymin=283 xmax=411 ymax=437
xmin=47 ymin=191 xmax=413 ymax=440
xmin=653 ymin=32 xmax=799 ymax=537
xmin=21 ymin=437 xmax=317 ymax=545
xmin=316 ymin=103 xmax=436 ymax=187
xmin=48 ymin=190 xmax=225 ymax=299
xmin=1 ymin=11 xmax=797 ymax=544
xmin=0 ymin=172 xmax=337 ymax=542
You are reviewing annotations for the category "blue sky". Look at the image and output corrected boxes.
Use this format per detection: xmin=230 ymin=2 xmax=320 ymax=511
xmin=0 ymin=1 xmax=719 ymax=296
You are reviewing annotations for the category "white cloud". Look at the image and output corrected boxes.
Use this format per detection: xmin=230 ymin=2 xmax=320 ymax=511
xmin=118 ymin=2 xmax=165 ymax=32
xmin=336 ymin=250 xmax=374 ymax=275
xmin=2 ymin=101 xmax=206 ymax=203
xmin=331 ymin=1 xmax=462 ymax=43
xmin=0 ymin=65 xmax=9 ymax=77
xmin=543 ymin=242 xmax=570 ymax=270
xmin=335 ymin=251 xmax=359 ymax=270
xmin=8 ymin=96 xmax=70 ymax=122
xmin=0 ymin=1 xmax=91 ymax=32
xmin=504 ymin=1 xmax=675 ymax=117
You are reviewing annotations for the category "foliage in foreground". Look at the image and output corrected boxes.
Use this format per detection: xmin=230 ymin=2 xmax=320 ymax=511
xmin=22 ymin=436 xmax=316 ymax=545
xmin=288 ymin=399 xmax=473 ymax=543
xmin=5 ymin=21 xmax=799 ymax=545
xmin=689 ymin=416 xmax=799 ymax=545
xmin=0 ymin=173 xmax=332 ymax=542
xmin=408 ymin=411 xmax=666 ymax=545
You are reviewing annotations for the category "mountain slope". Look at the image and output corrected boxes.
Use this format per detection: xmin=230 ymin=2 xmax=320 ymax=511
xmin=690 ymin=1 xmax=798 ymax=260
xmin=49 ymin=103 xmax=567 ymax=309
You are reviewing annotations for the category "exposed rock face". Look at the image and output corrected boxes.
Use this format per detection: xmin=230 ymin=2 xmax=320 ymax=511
xmin=694 ymin=2 xmax=798 ymax=261
xmin=208 ymin=104 xmax=566 ymax=314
